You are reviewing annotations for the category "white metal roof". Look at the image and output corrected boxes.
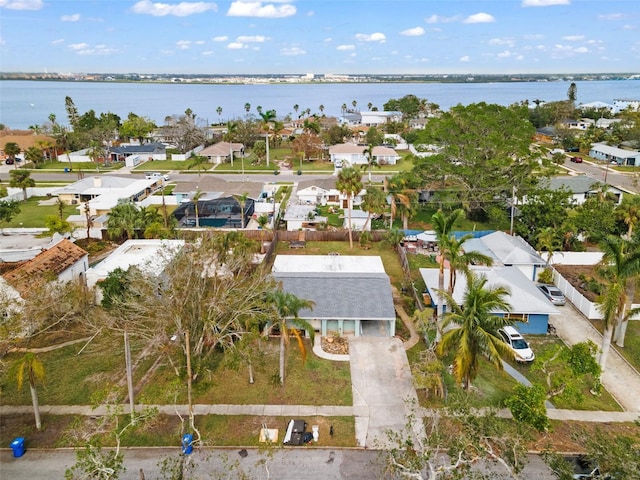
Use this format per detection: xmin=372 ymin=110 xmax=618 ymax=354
xmin=273 ymin=255 xmax=385 ymax=273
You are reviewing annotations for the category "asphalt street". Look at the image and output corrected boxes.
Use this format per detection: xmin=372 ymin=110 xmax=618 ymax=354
xmin=0 ymin=447 xmax=558 ymax=479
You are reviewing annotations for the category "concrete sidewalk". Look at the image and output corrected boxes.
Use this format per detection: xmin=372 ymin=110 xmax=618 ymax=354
xmin=552 ymin=302 xmax=640 ymax=413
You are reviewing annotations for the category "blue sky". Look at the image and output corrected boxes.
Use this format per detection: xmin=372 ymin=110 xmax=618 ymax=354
xmin=0 ymin=0 xmax=638 ymax=75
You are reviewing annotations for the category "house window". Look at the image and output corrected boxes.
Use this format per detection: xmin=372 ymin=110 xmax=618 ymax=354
xmin=504 ymin=313 xmax=528 ymax=322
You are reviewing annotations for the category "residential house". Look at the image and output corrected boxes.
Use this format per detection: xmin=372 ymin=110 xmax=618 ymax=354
xmin=360 ymin=111 xmax=403 ymax=127
xmin=272 ymin=255 xmax=396 ymax=337
xmin=420 ymin=265 xmax=559 ymax=334
xmin=199 ymin=142 xmax=244 ymax=164
xmin=85 ymin=239 xmax=185 ymax=303
xmin=108 ymin=142 xmax=167 ymax=163
xmin=613 ymin=98 xmax=640 ymax=114
xmin=460 ymin=230 xmax=546 ymax=281
xmin=282 ymin=205 xmax=327 ymax=231
xmin=1 ymin=238 xmax=88 ymax=309
xmin=296 ymin=179 xmax=365 ymax=208
xmin=537 ymin=175 xmax=624 ymax=205
xmin=328 ymin=143 xmax=399 ymax=168
xmin=53 ymin=175 xmax=163 ymax=216
xmin=589 ymin=143 xmax=640 ymax=166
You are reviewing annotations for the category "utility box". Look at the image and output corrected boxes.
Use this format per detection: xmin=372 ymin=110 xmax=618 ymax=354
xmin=10 ymin=437 xmax=25 ymax=458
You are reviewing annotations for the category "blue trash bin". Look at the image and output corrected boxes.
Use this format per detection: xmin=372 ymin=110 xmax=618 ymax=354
xmin=181 ymin=433 xmax=193 ymax=455
xmin=64 ymin=168 xmax=70 ymax=172
xmin=10 ymin=437 xmax=25 ymax=458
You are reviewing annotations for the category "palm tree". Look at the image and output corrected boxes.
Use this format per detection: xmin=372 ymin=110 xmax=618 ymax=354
xmin=234 ymin=192 xmax=249 ymax=229
xmin=536 ymin=227 xmax=562 ymax=268
xmin=293 ymin=104 xmax=299 ymax=117
xmin=432 ymin=209 xmax=465 ymax=342
xmin=192 ymin=189 xmax=205 ymax=228
xmin=352 ymin=99 xmax=358 ymax=112
xmin=216 ymin=106 xmax=222 ymax=120
xmin=107 ymin=201 xmax=139 ymax=240
xmin=9 ymin=170 xmax=35 ymax=201
xmin=361 ymin=187 xmax=387 ymax=232
xmin=259 ymin=109 xmax=276 ymax=167
xmin=363 ymin=144 xmax=378 ymax=183
xmin=244 ymin=102 xmax=251 ymax=114
xmin=266 ymin=288 xmax=315 ymax=385
xmin=223 ymin=120 xmax=238 ymax=143
xmin=445 ymin=235 xmax=494 ymax=296
xmin=616 ymin=195 xmax=640 ymax=239
xmin=437 ymin=272 xmax=514 ymax=390
xmin=257 ymin=214 xmax=270 ymax=253
xmin=188 ymin=155 xmax=209 ymax=177
xmin=16 ymin=352 xmax=45 ymax=429
xmin=318 ymin=104 xmax=325 ymax=116
xmin=367 ymin=102 xmax=373 ymax=111
xmin=341 ymin=103 xmax=347 ymax=116
xmin=596 ymin=235 xmax=640 ymax=356
xmin=336 ymin=167 xmax=363 ymax=250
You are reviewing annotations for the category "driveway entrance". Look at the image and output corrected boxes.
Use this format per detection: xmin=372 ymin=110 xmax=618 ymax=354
xmin=348 ymin=337 xmax=423 ymax=448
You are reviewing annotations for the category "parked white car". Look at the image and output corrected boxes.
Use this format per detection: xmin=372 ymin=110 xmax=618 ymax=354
xmin=498 ymin=326 xmax=535 ymax=362
xmin=145 ymin=171 xmax=170 ymax=181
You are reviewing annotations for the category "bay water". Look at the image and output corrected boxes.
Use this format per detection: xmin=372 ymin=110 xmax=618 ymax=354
xmin=1 ymin=79 xmax=638 ymax=130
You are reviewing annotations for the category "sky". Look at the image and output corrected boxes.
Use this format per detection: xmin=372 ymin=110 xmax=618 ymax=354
xmin=0 ymin=0 xmax=638 ymax=75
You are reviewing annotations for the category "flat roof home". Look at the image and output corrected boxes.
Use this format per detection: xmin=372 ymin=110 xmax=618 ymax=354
xmin=272 ymin=255 xmax=396 ymax=337
xmin=85 ymin=239 xmax=185 ymax=303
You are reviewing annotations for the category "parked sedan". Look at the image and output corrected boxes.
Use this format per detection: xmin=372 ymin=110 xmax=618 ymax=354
xmin=570 ymin=156 xmax=583 ymax=163
xmin=498 ymin=326 xmax=535 ymax=362
xmin=537 ymin=284 xmax=566 ymax=306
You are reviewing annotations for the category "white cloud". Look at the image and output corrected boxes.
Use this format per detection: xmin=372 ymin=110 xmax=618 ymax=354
xmin=463 ymin=13 xmax=495 ymax=24
xmin=574 ymin=46 xmax=589 ymax=53
xmin=355 ymin=32 xmax=386 ymax=43
xmin=0 ymin=0 xmax=43 ymax=10
xmin=324 ymin=37 xmax=332 ymax=43
xmin=227 ymin=42 xmax=246 ymax=49
xmin=524 ymin=34 xmax=544 ymax=40
xmin=425 ymin=14 xmax=459 ymax=24
xmin=0 ymin=37 xmax=5 ymax=46
xmin=489 ymin=37 xmax=515 ymax=47
xmin=562 ymin=35 xmax=584 ymax=41
xmin=69 ymin=43 xmax=90 ymax=51
xmin=522 ymin=0 xmax=569 ymax=6
xmin=227 ymin=1 xmax=296 ymax=18
xmin=202 ymin=50 xmax=213 ymax=56
xmin=68 ymin=42 xmax=116 ymax=55
xmin=212 ymin=35 xmax=228 ymax=42
xmin=280 ymin=46 xmax=305 ymax=56
xmin=459 ymin=55 xmax=470 ymax=62
xmin=61 ymin=13 xmax=81 ymax=22
xmin=598 ymin=13 xmax=623 ymax=21
xmin=497 ymin=50 xmax=513 ymax=58
xmin=52 ymin=38 xmax=65 ymax=45
xmin=400 ymin=26 xmax=425 ymax=37
xmin=195 ymin=40 xmax=205 ymax=45
xmin=236 ymin=35 xmax=267 ymax=42
xmin=336 ymin=44 xmax=355 ymax=51
xmin=131 ymin=0 xmax=217 ymax=17
xmin=176 ymin=40 xmax=192 ymax=49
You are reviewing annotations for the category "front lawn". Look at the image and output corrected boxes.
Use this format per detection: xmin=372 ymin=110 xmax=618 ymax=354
xmin=2 ymin=196 xmax=79 ymax=228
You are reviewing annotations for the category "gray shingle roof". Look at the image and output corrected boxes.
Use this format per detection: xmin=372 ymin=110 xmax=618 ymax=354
xmin=273 ymin=272 xmax=396 ymax=321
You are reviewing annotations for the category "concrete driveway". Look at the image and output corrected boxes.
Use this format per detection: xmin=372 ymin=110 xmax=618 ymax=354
xmin=348 ymin=337 xmax=423 ymax=448
xmin=551 ymin=302 xmax=640 ymax=413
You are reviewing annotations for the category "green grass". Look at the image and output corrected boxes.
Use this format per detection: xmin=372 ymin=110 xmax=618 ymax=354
xmin=592 ymin=319 xmax=640 ymax=376
xmin=1 ymin=334 xmax=352 ymax=407
xmin=28 ymin=161 xmax=123 ymax=172
xmin=2 ymin=196 xmax=80 ymax=228
xmin=510 ymin=335 xmax=622 ymax=411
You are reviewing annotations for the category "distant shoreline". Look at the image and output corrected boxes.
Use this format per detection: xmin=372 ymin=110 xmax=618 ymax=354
xmin=1 ymin=72 xmax=639 ymax=86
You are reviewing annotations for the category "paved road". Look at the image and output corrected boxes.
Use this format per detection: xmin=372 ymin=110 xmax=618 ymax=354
xmin=563 ymin=157 xmax=639 ymax=193
xmin=0 ymin=447 xmax=558 ymax=480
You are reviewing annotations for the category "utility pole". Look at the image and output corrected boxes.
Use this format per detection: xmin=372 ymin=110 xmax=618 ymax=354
xmin=509 ymin=185 xmax=516 ymax=236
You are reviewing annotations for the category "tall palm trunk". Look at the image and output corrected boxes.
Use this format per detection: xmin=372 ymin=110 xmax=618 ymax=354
xmin=347 ymin=196 xmax=354 ymax=249
xmin=599 ymin=324 xmax=614 ymax=371
xmin=29 ymin=384 xmax=42 ymax=430
xmin=279 ymin=330 xmax=286 ymax=385
xmin=614 ymin=280 xmax=635 ymax=347
xmin=436 ymin=263 xmax=445 ymax=343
